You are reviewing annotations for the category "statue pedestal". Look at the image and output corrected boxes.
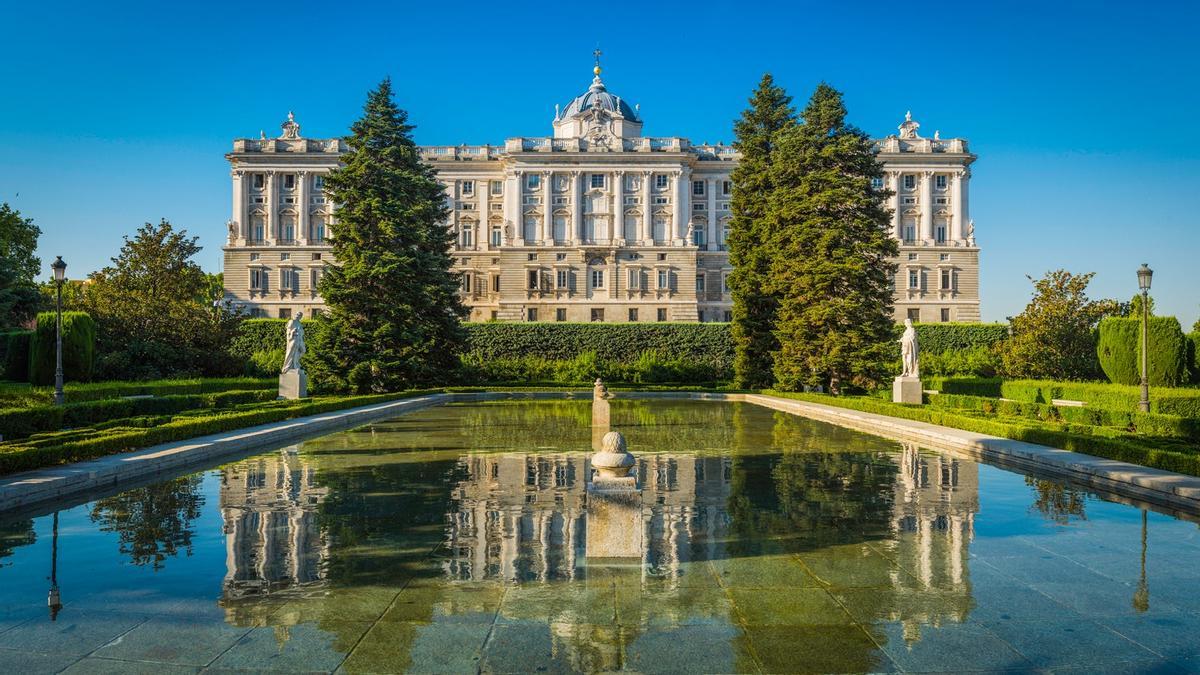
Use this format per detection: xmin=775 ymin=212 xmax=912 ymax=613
xmin=586 ymin=477 xmax=642 ymax=559
xmin=893 ymin=376 xmax=923 ymax=405
xmin=279 ymin=369 xmax=308 ymax=400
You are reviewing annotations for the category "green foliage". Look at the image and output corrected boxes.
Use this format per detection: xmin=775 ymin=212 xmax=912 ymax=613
xmin=0 ymin=376 xmax=273 ymax=408
xmin=456 ymin=349 xmax=727 ymax=386
xmin=908 ymin=323 xmax=1008 ymax=355
xmin=917 ymin=346 xmax=1001 ymax=377
xmin=0 ymin=204 xmax=41 ymax=285
xmin=928 ymin=393 xmax=1200 ymax=441
xmin=79 ymin=220 xmax=244 ymax=380
xmin=766 ymin=83 xmax=897 ymax=393
xmin=728 ymin=73 xmax=798 ymax=389
xmin=247 ymin=349 xmax=285 ymax=378
xmin=1188 ymin=331 xmax=1200 ymax=383
xmin=1124 ymin=293 xmax=1155 ymax=318
xmin=999 ymin=270 xmax=1119 ymax=380
xmin=90 ymin=474 xmax=204 ymax=570
xmin=766 ymin=390 xmax=1200 ymax=477
xmin=0 ymin=256 xmax=40 ymax=331
xmin=29 ymin=311 xmax=94 ymax=385
xmin=932 ymin=376 xmax=1200 ymax=417
xmin=1097 ymin=316 xmax=1188 ymax=386
xmin=463 ymin=322 xmax=733 ymax=369
xmin=0 ymin=330 xmax=31 ymax=381
xmin=0 ymin=391 xmax=433 ymax=474
xmin=310 ymin=79 xmax=467 ymax=394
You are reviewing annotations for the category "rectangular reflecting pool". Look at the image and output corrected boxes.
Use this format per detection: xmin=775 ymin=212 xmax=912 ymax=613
xmin=0 ymin=399 xmax=1199 ymax=673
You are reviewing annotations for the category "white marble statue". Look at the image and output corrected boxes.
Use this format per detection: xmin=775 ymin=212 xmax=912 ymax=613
xmin=899 ymin=318 xmax=920 ymax=378
xmin=282 ymin=311 xmax=306 ymax=373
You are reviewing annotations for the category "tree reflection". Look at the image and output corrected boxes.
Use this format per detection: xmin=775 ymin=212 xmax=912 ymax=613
xmin=89 ymin=475 xmax=205 ymax=570
xmin=0 ymin=518 xmax=36 ymax=567
xmin=1025 ymin=477 xmax=1088 ymax=524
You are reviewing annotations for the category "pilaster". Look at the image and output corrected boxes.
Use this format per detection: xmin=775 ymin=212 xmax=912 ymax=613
xmin=266 ymin=171 xmax=278 ymax=245
xmin=298 ymin=170 xmax=310 ymax=245
xmin=641 ymin=171 xmax=652 ymax=244
xmin=920 ymin=171 xmax=934 ymax=243
xmin=542 ymin=171 xmax=553 ymax=245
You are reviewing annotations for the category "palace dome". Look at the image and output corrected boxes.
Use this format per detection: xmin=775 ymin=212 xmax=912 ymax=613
xmin=560 ymin=73 xmax=640 ymax=122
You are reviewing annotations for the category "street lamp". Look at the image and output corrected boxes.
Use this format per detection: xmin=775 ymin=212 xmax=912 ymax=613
xmin=1137 ymin=263 xmax=1153 ymax=413
xmin=51 ymin=257 xmax=67 ymax=407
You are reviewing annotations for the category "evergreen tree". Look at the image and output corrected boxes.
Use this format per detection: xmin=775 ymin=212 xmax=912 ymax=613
xmin=311 ymin=79 xmax=467 ymax=393
xmin=0 ymin=203 xmax=42 ymax=328
xmin=727 ymin=74 xmax=796 ymax=389
xmin=766 ymin=84 xmax=898 ymax=394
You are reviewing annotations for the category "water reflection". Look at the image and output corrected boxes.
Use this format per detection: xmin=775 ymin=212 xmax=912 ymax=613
xmin=89 ymin=474 xmax=205 ymax=570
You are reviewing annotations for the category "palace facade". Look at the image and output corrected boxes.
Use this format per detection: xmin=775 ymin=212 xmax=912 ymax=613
xmin=222 ymin=64 xmax=980 ymax=323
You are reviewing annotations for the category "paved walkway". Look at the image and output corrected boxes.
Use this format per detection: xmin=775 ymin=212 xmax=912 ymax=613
xmin=2 ymin=390 xmax=1198 ymax=516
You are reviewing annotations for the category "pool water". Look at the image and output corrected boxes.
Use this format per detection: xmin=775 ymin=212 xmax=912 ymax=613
xmin=0 ymin=399 xmax=1198 ymax=674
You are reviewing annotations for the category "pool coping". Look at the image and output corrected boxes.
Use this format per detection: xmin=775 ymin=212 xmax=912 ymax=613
xmin=1 ymin=390 xmax=1198 ymax=517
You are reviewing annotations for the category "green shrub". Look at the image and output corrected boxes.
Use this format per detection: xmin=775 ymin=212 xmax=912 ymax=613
xmin=0 ymin=331 xmax=32 ymax=382
xmin=29 ymin=312 xmax=95 ymax=385
xmin=929 ymin=377 xmax=1003 ymax=397
xmin=908 ymin=323 xmax=1008 ymax=355
xmin=1097 ymin=316 xmax=1188 ymax=387
xmin=247 ymin=349 xmax=284 ymax=378
xmin=919 ymin=346 xmax=1001 ymax=377
xmin=1187 ymin=331 xmax=1199 ymax=383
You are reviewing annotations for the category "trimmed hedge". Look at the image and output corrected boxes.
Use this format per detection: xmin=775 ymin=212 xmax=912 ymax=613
xmin=0 ymin=331 xmax=31 ymax=382
xmin=932 ymin=377 xmax=1200 ymax=417
xmin=29 ymin=312 xmax=95 ymax=385
xmin=928 ymin=393 xmax=1200 ymax=441
xmin=1097 ymin=316 xmax=1188 ymax=386
xmin=907 ymin=323 xmax=1008 ymax=355
xmin=52 ymin=377 xmax=275 ymax=404
xmin=0 ymin=390 xmax=439 ymax=474
xmin=767 ymin=390 xmax=1200 ymax=477
xmin=0 ymin=389 xmax=278 ymax=441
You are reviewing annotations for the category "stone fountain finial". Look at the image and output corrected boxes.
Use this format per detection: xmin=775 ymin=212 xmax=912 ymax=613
xmin=591 ymin=431 xmax=635 ymax=478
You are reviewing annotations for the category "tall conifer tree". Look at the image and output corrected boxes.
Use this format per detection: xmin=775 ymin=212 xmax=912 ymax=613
xmin=727 ymin=74 xmax=796 ymax=389
xmin=311 ymin=79 xmax=467 ymax=393
xmin=766 ymin=84 xmax=897 ymax=394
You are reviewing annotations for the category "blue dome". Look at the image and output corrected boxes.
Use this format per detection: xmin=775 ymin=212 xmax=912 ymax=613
xmin=561 ymin=76 xmax=640 ymax=122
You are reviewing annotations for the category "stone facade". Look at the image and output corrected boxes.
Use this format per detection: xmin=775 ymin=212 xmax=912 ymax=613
xmin=223 ymin=67 xmax=979 ymax=323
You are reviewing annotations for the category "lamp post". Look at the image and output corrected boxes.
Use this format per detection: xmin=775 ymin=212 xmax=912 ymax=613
xmin=1137 ymin=264 xmax=1153 ymax=413
xmin=51 ymin=257 xmax=67 ymax=406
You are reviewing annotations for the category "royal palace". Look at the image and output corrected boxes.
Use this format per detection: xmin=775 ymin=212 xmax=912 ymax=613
xmin=222 ymin=63 xmax=980 ymax=323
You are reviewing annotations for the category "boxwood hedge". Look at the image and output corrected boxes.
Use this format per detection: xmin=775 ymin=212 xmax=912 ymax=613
xmin=932 ymin=377 xmax=1200 ymax=418
xmin=1097 ymin=316 xmax=1188 ymax=386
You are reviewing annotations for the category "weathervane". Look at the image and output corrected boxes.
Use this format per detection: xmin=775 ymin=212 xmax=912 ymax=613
xmin=593 ymin=47 xmax=602 ymax=76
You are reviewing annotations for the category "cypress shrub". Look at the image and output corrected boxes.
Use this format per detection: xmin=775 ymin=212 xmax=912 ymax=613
xmin=0 ymin=331 xmax=32 ymax=382
xmin=1097 ymin=316 xmax=1188 ymax=387
xmin=29 ymin=312 xmax=96 ymax=385
xmin=1187 ymin=331 xmax=1199 ymax=383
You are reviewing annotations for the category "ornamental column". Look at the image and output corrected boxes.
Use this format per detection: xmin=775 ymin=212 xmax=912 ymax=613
xmin=572 ymin=171 xmax=584 ymax=245
xmin=706 ymin=178 xmax=717 ymax=250
xmin=920 ymin=171 xmax=934 ymax=244
xmin=612 ymin=170 xmax=624 ymax=245
xmin=673 ymin=170 xmax=688 ymax=245
xmin=266 ymin=171 xmax=278 ymax=245
xmin=641 ymin=171 xmax=652 ymax=244
xmin=232 ymin=170 xmax=246 ymax=244
xmin=507 ymin=170 xmax=523 ymax=246
xmin=298 ymin=170 xmax=310 ymax=245
xmin=542 ymin=171 xmax=553 ymax=245
xmin=888 ymin=171 xmax=901 ymax=240
xmin=951 ymin=170 xmax=965 ymax=242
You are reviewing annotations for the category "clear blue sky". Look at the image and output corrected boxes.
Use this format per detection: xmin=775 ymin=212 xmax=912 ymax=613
xmin=1 ymin=0 xmax=1196 ymax=327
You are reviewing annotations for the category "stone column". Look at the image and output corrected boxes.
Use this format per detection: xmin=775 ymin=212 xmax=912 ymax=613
xmin=232 ymin=170 xmax=246 ymax=244
xmin=298 ymin=170 xmax=310 ymax=245
xmin=266 ymin=171 xmax=278 ymax=245
xmin=541 ymin=171 xmax=553 ymax=245
xmin=641 ymin=171 xmax=652 ymax=244
xmin=572 ymin=171 xmax=584 ymax=245
xmin=706 ymin=178 xmax=717 ymax=250
xmin=673 ymin=170 xmax=688 ymax=244
xmin=888 ymin=171 xmax=901 ymax=240
xmin=612 ymin=171 xmax=624 ymax=244
xmin=507 ymin=170 xmax=523 ymax=246
xmin=951 ymin=170 xmax=965 ymax=242
xmin=920 ymin=171 xmax=934 ymax=243
xmin=961 ymin=168 xmax=972 ymax=243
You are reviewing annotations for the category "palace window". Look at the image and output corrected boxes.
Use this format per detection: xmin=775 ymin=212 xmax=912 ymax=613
xmin=527 ymin=270 xmax=540 ymax=290
xmin=935 ymin=225 xmax=946 ymax=243
xmin=693 ymin=228 xmax=706 ymax=246
xmin=280 ymin=215 xmax=296 ymax=242
xmin=591 ymin=308 xmax=604 ymax=322
xmin=252 ymin=173 xmax=265 ymax=189
xmin=556 ymin=269 xmax=569 ymax=289
xmin=490 ymin=225 xmax=502 ymax=246
xmin=693 ymin=203 xmax=706 ymax=211
xmin=311 ymin=267 xmax=322 ymax=290
xmin=941 ymin=269 xmax=954 ymax=290
xmin=653 ymin=196 xmax=669 ymax=205
xmin=723 ymin=311 xmax=732 ymax=322
xmin=250 ymin=269 xmax=269 ymax=291
xmin=908 ymin=308 xmax=920 ymax=322
xmin=657 ymin=270 xmax=670 ymax=289
xmin=249 ymin=253 xmax=260 ymax=262
xmin=696 ymin=275 xmax=706 ymax=292
xmin=313 ymin=175 xmax=324 ymax=190
xmin=908 ymin=253 xmax=918 ymax=260
xmin=655 ymin=174 xmax=669 ymax=189
xmin=693 ymin=180 xmax=705 ymax=196
xmin=279 ymin=308 xmax=291 ymax=319
xmin=461 ymin=226 xmax=474 ymax=247
xmin=556 ymin=308 xmax=567 ymax=321
xmin=939 ymin=253 xmax=949 ymax=260
xmin=284 ymin=174 xmax=296 ymax=190
xmin=722 ymin=273 xmax=731 ymax=293
xmin=872 ymin=177 xmax=884 ymax=190
xmin=722 ymin=180 xmax=732 ymax=195
xmin=492 ymin=274 xmax=501 ymax=292
xmin=280 ymin=252 xmax=290 ymax=261
xmin=458 ymin=202 xmax=476 ymax=211
xmin=462 ymin=274 xmax=473 ymax=293
xmin=941 ymin=308 xmax=951 ymax=322
xmin=903 ymin=225 xmax=917 ymax=242
xmin=935 ymin=175 xmax=947 ymax=190
xmin=628 ymin=308 xmax=638 ymax=322
xmin=902 ymin=197 xmax=916 ymax=205
xmin=908 ymin=269 xmax=920 ymax=289
xmin=461 ymin=180 xmax=474 ymax=196
xmin=627 ymin=268 xmax=641 ymax=290
xmin=935 ymin=197 xmax=948 ymax=205
xmin=591 ymin=269 xmax=604 ymax=289
xmin=310 ymin=217 xmax=326 ymax=243
xmin=903 ymin=175 xmax=916 ymax=190
xmin=527 ymin=308 xmax=538 ymax=321
xmin=657 ymin=308 xmax=667 ymax=322
xmin=490 ymin=180 xmax=503 ymax=196
xmin=591 ymin=174 xmax=606 ymax=189
xmin=280 ymin=268 xmax=300 ymax=291
xmin=527 ymin=174 xmax=541 ymax=189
